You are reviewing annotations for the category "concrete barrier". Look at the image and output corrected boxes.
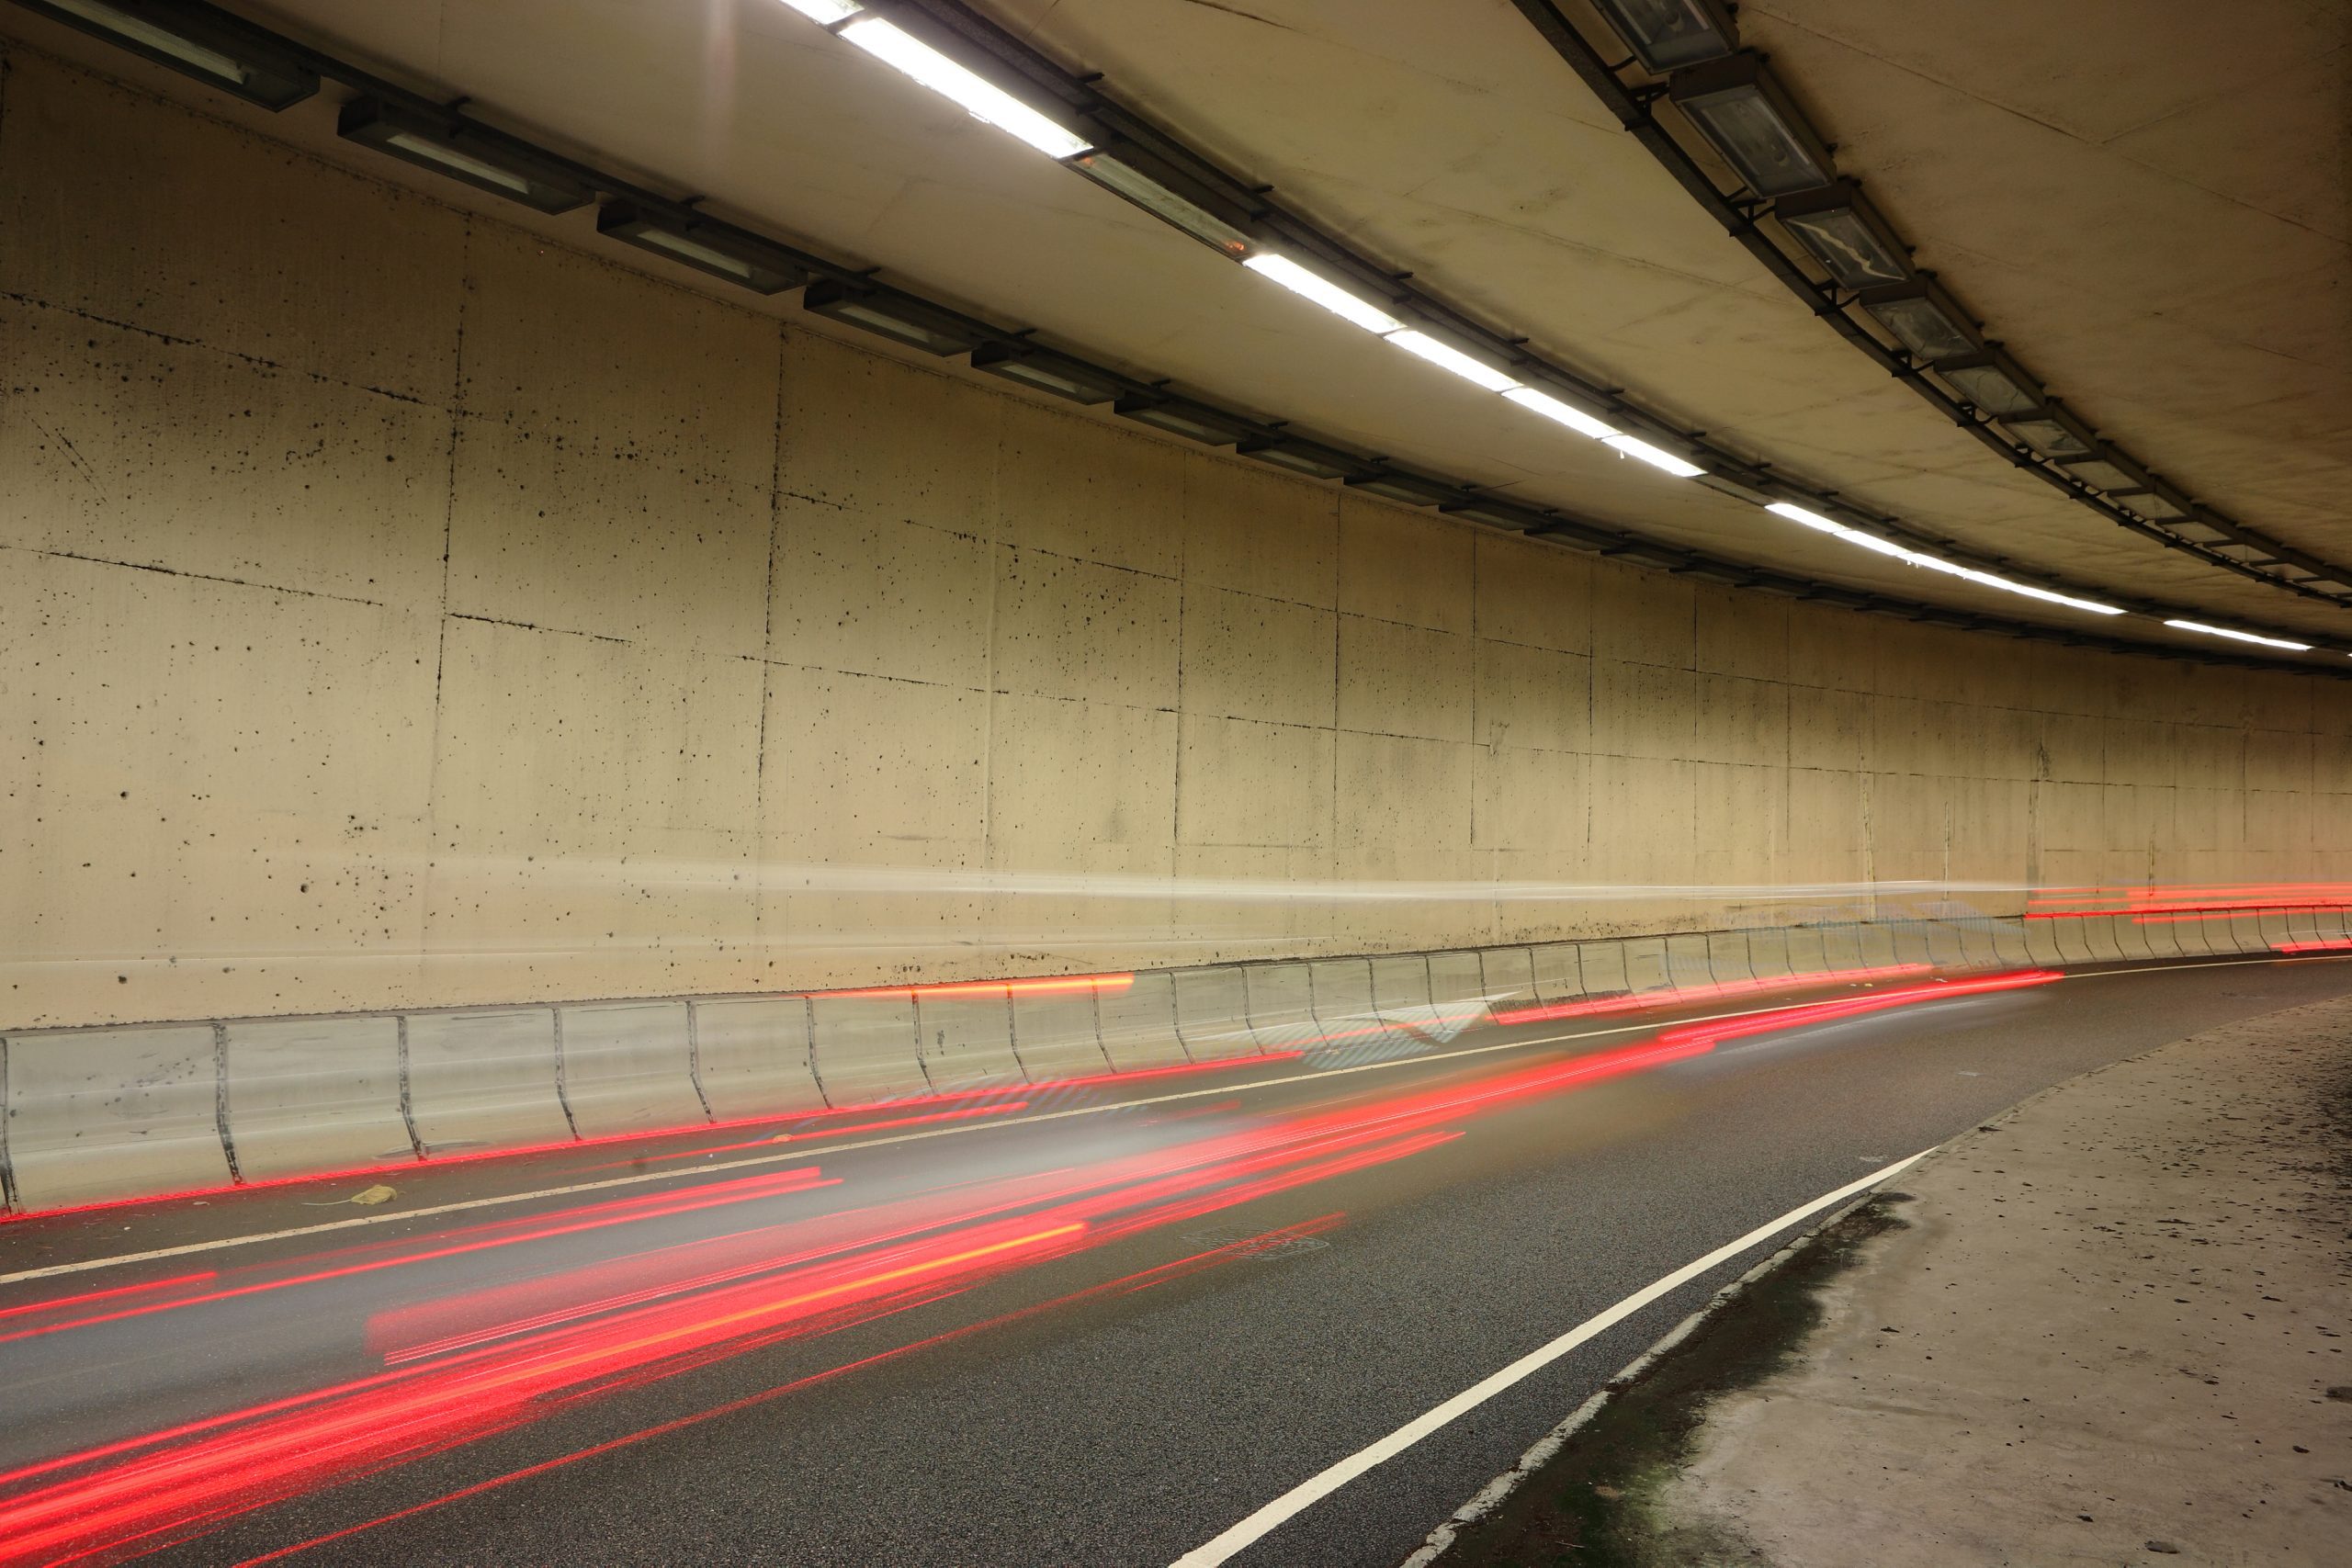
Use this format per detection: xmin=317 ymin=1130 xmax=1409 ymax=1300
xmin=403 ymin=1009 xmax=572 ymax=1156
xmin=2 ymin=1024 xmax=232 ymax=1212
xmin=1532 ymin=942 xmax=1585 ymax=1001
xmin=1855 ymin=922 xmax=1900 ymax=970
xmin=2224 ymin=913 xmax=2266 ymax=954
xmin=1577 ymin=940 xmax=1627 ymax=997
xmin=1744 ymin=926 xmax=1793 ymax=980
xmin=691 ymin=997 xmax=829 ymax=1120
xmin=914 ymin=988 xmax=1026 ymax=1093
xmin=1621 ymin=937 xmax=1670 ymax=993
xmin=1174 ymin=967 xmax=1258 ymax=1061
xmin=2080 ymin=914 xmax=2127 ymax=964
xmin=223 ymin=1014 xmax=414 ymax=1182
xmin=1919 ymin=920 xmax=1968 ymax=968
xmin=1245 ymin=963 xmax=1321 ymax=1051
xmin=1309 ymin=957 xmax=1379 ymax=1036
xmin=1010 ymin=986 xmax=1113 ymax=1081
xmin=1427 ymin=951 xmax=1487 ymax=1028
xmin=1986 ymin=918 xmax=2031 ymax=967
xmin=1820 ymin=923 xmax=1865 ymax=971
xmin=558 ymin=1000 xmax=707 ymax=1139
xmin=1370 ymin=954 xmax=1433 ymax=1022
xmin=1704 ymin=931 xmax=1755 ymax=985
xmin=2109 ymin=912 xmax=2157 ymax=963
xmin=1665 ymin=933 xmax=1714 ymax=987
xmin=1098 ymin=970 xmax=1187 ymax=1072
xmin=809 ymin=992 xmax=928 ymax=1105
xmin=1783 ymin=925 xmax=1828 ymax=976
xmin=1476 ymin=947 xmax=1538 ymax=1010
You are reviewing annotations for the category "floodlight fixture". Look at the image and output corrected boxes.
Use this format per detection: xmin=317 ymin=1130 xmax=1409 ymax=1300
xmin=1668 ymin=53 xmax=1835 ymax=197
xmin=1589 ymin=0 xmax=1739 ymax=73
xmin=2000 ymin=403 xmax=2097 ymax=459
xmin=968 ymin=343 xmax=1125 ymax=404
xmin=597 ymin=204 xmax=805 ymax=294
xmin=800 ymin=279 xmax=980 ymax=356
xmin=1856 ymin=276 xmax=1979 ymax=362
xmin=338 ymin=98 xmax=592 ymax=213
xmin=1771 ymin=179 xmax=1909 ymax=289
xmin=1386 ymin=329 xmax=1521 ymax=392
xmin=1503 ymin=386 xmax=1619 ymax=440
xmin=1930 ymin=346 xmax=2041 ymax=416
xmin=838 ymin=16 xmax=1091 ymax=158
xmin=2163 ymin=619 xmax=2311 ymax=652
xmin=21 ymin=0 xmax=317 ymax=107
xmin=1605 ymin=434 xmax=1704 ymax=477
xmin=1069 ymin=151 xmax=1253 ymax=256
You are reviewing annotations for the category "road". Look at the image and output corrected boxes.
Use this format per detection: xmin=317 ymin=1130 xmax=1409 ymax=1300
xmin=4 ymin=953 xmax=2348 ymax=1566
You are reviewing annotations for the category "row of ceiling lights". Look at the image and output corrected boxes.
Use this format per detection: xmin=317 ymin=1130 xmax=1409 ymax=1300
xmin=27 ymin=0 xmax=2329 ymax=660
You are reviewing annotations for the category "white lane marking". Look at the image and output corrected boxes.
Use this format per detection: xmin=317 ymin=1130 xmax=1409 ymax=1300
xmin=0 ymin=985 xmax=1973 ymax=1287
xmin=1167 ymin=1151 xmax=1929 ymax=1568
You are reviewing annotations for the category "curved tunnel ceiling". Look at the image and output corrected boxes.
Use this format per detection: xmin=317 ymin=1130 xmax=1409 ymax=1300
xmin=59 ymin=0 xmax=2346 ymax=661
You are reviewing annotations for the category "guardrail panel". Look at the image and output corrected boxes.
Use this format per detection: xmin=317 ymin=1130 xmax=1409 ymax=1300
xmin=559 ymin=1001 xmax=706 ymax=1138
xmin=915 ymin=989 xmax=1026 ymax=1093
xmin=223 ymin=1015 xmax=412 ymax=1182
xmin=3 ymin=1025 xmax=232 ymax=1212
xmin=1099 ymin=971 xmax=1186 ymax=1072
xmin=1174 ymin=967 xmax=1258 ymax=1061
xmin=405 ymin=1009 xmax=572 ymax=1156
xmin=692 ymin=998 xmax=828 ymax=1119
xmin=809 ymin=993 xmax=928 ymax=1105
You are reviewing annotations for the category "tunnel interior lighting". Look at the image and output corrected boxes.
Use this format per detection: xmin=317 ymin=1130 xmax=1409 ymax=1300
xmin=1605 ymin=434 xmax=1704 ymax=477
xmin=338 ymin=98 xmax=591 ymax=213
xmin=2164 ymin=619 xmax=2311 ymax=651
xmin=1387 ymin=329 xmax=1521 ymax=391
xmin=1503 ymin=387 xmax=1619 ymax=440
xmin=1589 ymin=0 xmax=1739 ymax=73
xmin=1070 ymin=152 xmax=1252 ymax=256
xmin=2052 ymin=453 xmax=2147 ymax=493
xmin=800 ymin=279 xmax=979 ymax=356
xmin=1668 ymin=53 xmax=1834 ymax=198
xmin=1764 ymin=502 xmax=2122 ymax=615
xmin=1770 ymin=179 xmax=1909 ymax=290
xmin=2122 ymin=484 xmax=2192 ymax=523
xmin=778 ymin=0 xmax=863 ymax=19
xmin=597 ymin=204 xmax=804 ymax=294
xmin=838 ymin=17 xmax=1091 ymax=158
xmin=969 ymin=344 xmax=1123 ymax=403
xmin=24 ymin=0 xmax=318 ymax=107
xmin=1931 ymin=347 xmax=2041 ymax=417
xmin=1239 ymin=436 xmax=1368 ymax=481
xmin=1113 ymin=394 xmax=1261 ymax=446
xmin=1348 ymin=468 xmax=1468 ymax=507
xmin=1999 ymin=405 xmax=2096 ymax=459
xmin=1857 ymin=277 xmax=1979 ymax=362
xmin=1241 ymin=254 xmax=1403 ymax=333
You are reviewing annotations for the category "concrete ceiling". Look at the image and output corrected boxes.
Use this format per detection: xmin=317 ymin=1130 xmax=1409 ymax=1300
xmin=49 ymin=0 xmax=2346 ymax=654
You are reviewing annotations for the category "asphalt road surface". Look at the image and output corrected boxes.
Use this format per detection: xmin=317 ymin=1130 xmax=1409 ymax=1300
xmin=5 ymin=953 xmax=2348 ymax=1566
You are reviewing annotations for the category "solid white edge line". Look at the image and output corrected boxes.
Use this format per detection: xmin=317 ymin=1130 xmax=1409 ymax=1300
xmin=1166 ymin=1150 xmax=1930 ymax=1568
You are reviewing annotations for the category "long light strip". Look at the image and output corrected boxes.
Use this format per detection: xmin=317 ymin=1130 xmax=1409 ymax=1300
xmin=1768 ymin=503 xmax=2124 ymax=616
xmin=1503 ymin=388 xmax=1618 ymax=440
xmin=777 ymin=2 xmax=1092 ymax=159
xmin=1241 ymin=254 xmax=1403 ymax=333
xmin=1386 ymin=330 xmax=1520 ymax=392
xmin=2162 ymin=618 xmax=2312 ymax=651
xmin=1604 ymin=434 xmax=1704 ymax=478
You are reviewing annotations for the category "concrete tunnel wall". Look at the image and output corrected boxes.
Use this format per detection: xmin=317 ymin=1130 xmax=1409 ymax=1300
xmin=4 ymin=39 xmax=2351 ymax=1034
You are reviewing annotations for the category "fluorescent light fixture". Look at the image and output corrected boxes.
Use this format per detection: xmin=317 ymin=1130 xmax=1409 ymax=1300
xmin=2164 ymin=619 xmax=2311 ymax=651
xmin=1771 ymin=179 xmax=1909 ymax=289
xmin=839 ymin=17 xmax=1091 ymax=158
xmin=1764 ymin=502 xmax=2121 ymax=615
xmin=597 ymin=204 xmax=804 ymax=294
xmin=1387 ymin=330 xmax=1520 ymax=391
xmin=1238 ymin=436 xmax=1369 ymax=481
xmin=2000 ymin=404 xmax=2097 ymax=459
xmin=1857 ymin=277 xmax=1979 ymax=361
xmin=1241 ymin=254 xmax=1403 ymax=333
xmin=1071 ymin=152 xmax=1252 ymax=256
xmin=337 ymin=98 xmax=591 ymax=213
xmin=1589 ymin=0 xmax=1739 ymax=73
xmin=968 ymin=344 xmax=1124 ymax=403
xmin=1114 ymin=395 xmax=1262 ymax=446
xmin=1348 ymin=469 xmax=1468 ymax=507
xmin=23 ymin=0 xmax=318 ymax=108
xmin=777 ymin=0 xmax=862 ymax=19
xmin=1931 ymin=347 xmax=2041 ymax=417
xmin=800 ymin=279 xmax=979 ymax=355
xmin=1503 ymin=387 xmax=1619 ymax=440
xmin=1605 ymin=434 xmax=1704 ymax=477
xmin=1668 ymin=53 xmax=1835 ymax=197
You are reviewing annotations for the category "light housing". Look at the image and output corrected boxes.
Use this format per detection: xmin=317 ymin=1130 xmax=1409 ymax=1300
xmin=1242 ymin=254 xmax=1403 ymax=333
xmin=1346 ymin=468 xmax=1470 ymax=508
xmin=800 ymin=279 xmax=980 ymax=356
xmin=1069 ymin=149 xmax=1253 ymax=257
xmin=338 ymin=98 xmax=592 ymax=213
xmin=596 ymin=203 xmax=805 ymax=294
xmin=1113 ymin=394 xmax=1263 ymax=446
xmin=2117 ymin=479 xmax=2194 ymax=523
xmin=2052 ymin=450 xmax=2154 ymax=494
xmin=838 ymin=16 xmax=1092 ymax=158
xmin=1386 ymin=329 xmax=1520 ymax=391
xmin=1589 ymin=0 xmax=1739 ymax=73
xmin=1238 ymin=435 xmax=1372 ymax=482
xmin=1605 ymin=434 xmax=1705 ymax=477
xmin=1445 ymin=496 xmax=1561 ymax=533
xmin=969 ymin=343 xmax=1124 ymax=404
xmin=1771 ymin=179 xmax=1909 ymax=289
xmin=2000 ymin=403 xmax=2097 ymax=459
xmin=1930 ymin=346 xmax=2041 ymax=416
xmin=1503 ymin=386 xmax=1618 ymax=440
xmin=20 ymin=0 xmax=317 ymax=107
xmin=1856 ymin=276 xmax=1979 ymax=361
xmin=1668 ymin=53 xmax=1835 ymax=197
